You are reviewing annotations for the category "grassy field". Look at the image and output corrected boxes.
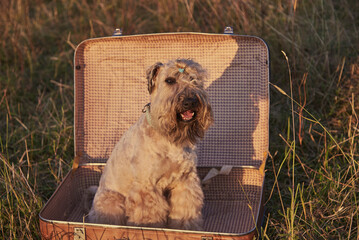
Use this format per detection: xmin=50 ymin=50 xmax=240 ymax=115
xmin=1 ymin=0 xmax=358 ymax=239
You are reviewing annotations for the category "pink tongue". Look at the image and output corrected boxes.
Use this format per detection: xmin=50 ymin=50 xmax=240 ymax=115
xmin=182 ymin=110 xmax=193 ymax=118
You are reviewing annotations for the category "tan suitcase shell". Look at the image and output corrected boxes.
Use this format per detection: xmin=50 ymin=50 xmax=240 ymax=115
xmin=39 ymin=32 xmax=269 ymax=240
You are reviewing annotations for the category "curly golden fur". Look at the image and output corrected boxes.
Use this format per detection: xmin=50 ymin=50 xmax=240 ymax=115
xmin=87 ymin=59 xmax=213 ymax=230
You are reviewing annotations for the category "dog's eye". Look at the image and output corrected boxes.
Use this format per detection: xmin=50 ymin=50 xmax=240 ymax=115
xmin=189 ymin=75 xmax=198 ymax=82
xmin=165 ymin=77 xmax=176 ymax=85
xmin=190 ymin=77 xmax=198 ymax=85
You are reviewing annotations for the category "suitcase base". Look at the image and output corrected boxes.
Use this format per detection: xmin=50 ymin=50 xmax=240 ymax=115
xmin=39 ymin=165 xmax=264 ymax=239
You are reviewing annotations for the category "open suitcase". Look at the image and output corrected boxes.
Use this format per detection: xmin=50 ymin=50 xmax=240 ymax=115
xmin=39 ymin=30 xmax=270 ymax=240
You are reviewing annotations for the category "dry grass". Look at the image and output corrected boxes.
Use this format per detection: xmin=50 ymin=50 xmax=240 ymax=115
xmin=0 ymin=0 xmax=358 ymax=239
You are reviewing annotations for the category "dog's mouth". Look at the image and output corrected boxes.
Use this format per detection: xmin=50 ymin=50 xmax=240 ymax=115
xmin=178 ymin=110 xmax=196 ymax=122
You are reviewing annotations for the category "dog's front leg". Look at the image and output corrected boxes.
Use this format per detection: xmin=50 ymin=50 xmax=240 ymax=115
xmin=167 ymin=171 xmax=204 ymax=230
xmin=125 ymin=183 xmax=169 ymax=228
xmin=88 ymin=188 xmax=126 ymax=225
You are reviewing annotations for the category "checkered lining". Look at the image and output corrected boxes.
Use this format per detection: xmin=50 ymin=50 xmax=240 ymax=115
xmin=74 ymin=33 xmax=269 ymax=168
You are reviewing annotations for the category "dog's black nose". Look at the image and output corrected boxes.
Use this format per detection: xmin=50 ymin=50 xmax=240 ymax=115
xmin=182 ymin=97 xmax=198 ymax=109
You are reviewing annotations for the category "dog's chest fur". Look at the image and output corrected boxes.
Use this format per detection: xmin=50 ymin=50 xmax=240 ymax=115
xmin=99 ymin=115 xmax=197 ymax=196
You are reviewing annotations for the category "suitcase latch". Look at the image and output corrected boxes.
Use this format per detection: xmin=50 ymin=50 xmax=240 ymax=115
xmin=201 ymin=237 xmax=213 ymax=240
xmin=74 ymin=227 xmax=85 ymax=240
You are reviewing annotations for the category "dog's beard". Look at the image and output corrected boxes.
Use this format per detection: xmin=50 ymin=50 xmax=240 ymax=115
xmin=156 ymin=93 xmax=213 ymax=145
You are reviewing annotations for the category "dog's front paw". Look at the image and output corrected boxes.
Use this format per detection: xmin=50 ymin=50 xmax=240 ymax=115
xmin=125 ymin=185 xmax=169 ymax=227
xmin=168 ymin=217 xmax=203 ymax=231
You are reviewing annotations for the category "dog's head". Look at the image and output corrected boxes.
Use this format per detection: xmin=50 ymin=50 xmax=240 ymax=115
xmin=146 ymin=59 xmax=213 ymax=145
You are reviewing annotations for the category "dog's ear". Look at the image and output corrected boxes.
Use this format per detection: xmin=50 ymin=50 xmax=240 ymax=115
xmin=146 ymin=62 xmax=163 ymax=94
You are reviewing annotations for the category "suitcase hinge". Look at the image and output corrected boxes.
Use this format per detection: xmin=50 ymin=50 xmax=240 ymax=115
xmin=224 ymin=26 xmax=234 ymax=34
xmin=113 ymin=28 xmax=123 ymax=36
xmin=74 ymin=227 xmax=86 ymax=240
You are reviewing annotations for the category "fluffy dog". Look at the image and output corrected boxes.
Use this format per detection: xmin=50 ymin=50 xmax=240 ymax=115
xmin=87 ymin=59 xmax=213 ymax=230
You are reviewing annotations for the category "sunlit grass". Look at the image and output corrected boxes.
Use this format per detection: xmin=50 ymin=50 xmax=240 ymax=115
xmin=0 ymin=0 xmax=358 ymax=239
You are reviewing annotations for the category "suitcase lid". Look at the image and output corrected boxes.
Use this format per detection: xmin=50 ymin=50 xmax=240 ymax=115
xmin=74 ymin=32 xmax=269 ymax=168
